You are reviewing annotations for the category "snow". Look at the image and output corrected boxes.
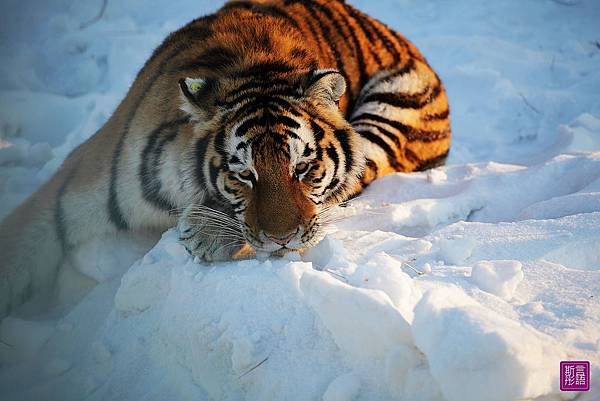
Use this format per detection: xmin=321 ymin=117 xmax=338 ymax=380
xmin=412 ymin=286 xmax=566 ymax=401
xmin=470 ymin=260 xmax=524 ymax=300
xmin=323 ymin=373 xmax=361 ymax=401
xmin=1 ymin=0 xmax=599 ymax=400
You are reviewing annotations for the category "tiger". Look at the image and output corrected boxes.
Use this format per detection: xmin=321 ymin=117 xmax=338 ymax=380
xmin=0 ymin=0 xmax=450 ymax=318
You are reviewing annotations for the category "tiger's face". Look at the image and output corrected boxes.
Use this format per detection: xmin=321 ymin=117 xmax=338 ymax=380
xmin=179 ymin=70 xmax=364 ymax=254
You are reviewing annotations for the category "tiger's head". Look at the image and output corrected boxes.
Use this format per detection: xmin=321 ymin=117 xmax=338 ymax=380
xmin=179 ymin=69 xmax=364 ymax=254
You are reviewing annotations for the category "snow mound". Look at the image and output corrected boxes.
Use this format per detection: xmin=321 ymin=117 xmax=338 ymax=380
xmin=109 ymin=231 xmax=425 ymax=401
xmin=471 ymin=260 xmax=524 ymax=300
xmin=9 ymin=228 xmax=578 ymax=401
xmin=413 ymin=287 xmax=565 ymax=401
xmin=301 ymin=267 xmax=413 ymax=361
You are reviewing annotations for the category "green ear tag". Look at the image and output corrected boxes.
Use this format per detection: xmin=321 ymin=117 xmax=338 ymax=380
xmin=190 ymin=81 xmax=202 ymax=92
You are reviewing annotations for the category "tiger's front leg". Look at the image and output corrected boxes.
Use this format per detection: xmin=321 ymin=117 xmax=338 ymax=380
xmin=176 ymin=204 xmax=255 ymax=262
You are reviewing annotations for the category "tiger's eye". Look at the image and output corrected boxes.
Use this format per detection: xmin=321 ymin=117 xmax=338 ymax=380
xmin=238 ymin=170 xmax=253 ymax=180
xmin=295 ymin=162 xmax=309 ymax=176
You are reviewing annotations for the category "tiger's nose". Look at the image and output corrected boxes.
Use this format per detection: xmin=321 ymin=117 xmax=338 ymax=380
xmin=264 ymin=231 xmax=296 ymax=245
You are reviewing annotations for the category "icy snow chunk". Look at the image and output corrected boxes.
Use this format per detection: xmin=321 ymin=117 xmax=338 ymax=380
xmin=426 ymin=168 xmax=447 ymax=184
xmin=301 ymin=269 xmax=412 ymax=362
xmin=471 ymin=260 xmax=523 ymax=300
xmin=412 ymin=286 xmax=565 ymax=401
xmin=422 ymin=263 xmax=432 ymax=273
xmin=437 ymin=235 xmax=477 ymax=265
xmin=350 ymin=252 xmax=422 ymax=322
xmin=323 ymin=372 xmax=361 ymax=401
xmin=276 ymin=261 xmax=311 ymax=294
xmin=302 ymin=235 xmax=345 ymax=269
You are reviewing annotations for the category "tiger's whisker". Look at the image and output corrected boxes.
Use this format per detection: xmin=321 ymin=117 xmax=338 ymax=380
xmin=212 ymin=240 xmax=248 ymax=255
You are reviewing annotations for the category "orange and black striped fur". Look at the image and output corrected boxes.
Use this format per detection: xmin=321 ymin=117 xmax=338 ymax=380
xmin=0 ymin=0 xmax=450 ymax=317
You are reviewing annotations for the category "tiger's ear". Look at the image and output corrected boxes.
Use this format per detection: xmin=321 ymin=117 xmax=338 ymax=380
xmin=304 ymin=69 xmax=346 ymax=105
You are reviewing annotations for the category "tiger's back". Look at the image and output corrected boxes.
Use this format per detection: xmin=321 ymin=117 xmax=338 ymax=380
xmin=225 ymin=0 xmax=451 ymax=182
xmin=133 ymin=0 xmax=451 ymax=187
xmin=0 ymin=0 xmax=450 ymax=317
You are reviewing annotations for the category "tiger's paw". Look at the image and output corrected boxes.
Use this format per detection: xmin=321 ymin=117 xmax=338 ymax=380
xmin=176 ymin=214 xmax=254 ymax=262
